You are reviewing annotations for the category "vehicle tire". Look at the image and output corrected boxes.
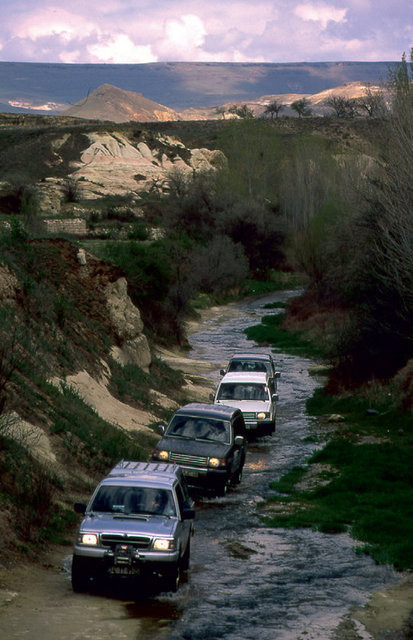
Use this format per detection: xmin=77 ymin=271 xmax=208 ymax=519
xmin=71 ymin=555 xmax=91 ymax=593
xmin=163 ymin=562 xmax=181 ymax=593
xmin=181 ymin=539 xmax=190 ymax=571
xmin=216 ymin=482 xmax=228 ymax=497
xmin=232 ymin=464 xmax=244 ymax=485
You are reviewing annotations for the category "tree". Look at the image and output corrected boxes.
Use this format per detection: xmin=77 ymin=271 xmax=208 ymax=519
xmin=192 ymin=235 xmax=249 ymax=294
xmin=227 ymin=104 xmax=255 ymax=119
xmin=290 ymin=98 xmax=312 ymax=118
xmin=319 ymin=50 xmax=413 ymax=384
xmin=263 ymin=100 xmax=285 ymax=119
xmin=356 ymin=85 xmax=387 ymax=117
xmin=215 ymin=106 xmax=227 ymax=119
xmin=325 ymin=95 xmax=357 ymax=118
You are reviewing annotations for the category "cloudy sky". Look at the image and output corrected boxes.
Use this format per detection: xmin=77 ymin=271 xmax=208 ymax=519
xmin=0 ymin=0 xmax=411 ymax=64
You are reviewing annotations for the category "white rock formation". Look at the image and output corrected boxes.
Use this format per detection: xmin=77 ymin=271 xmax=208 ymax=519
xmin=104 ymin=277 xmax=151 ymax=371
xmin=68 ymin=132 xmax=225 ymax=199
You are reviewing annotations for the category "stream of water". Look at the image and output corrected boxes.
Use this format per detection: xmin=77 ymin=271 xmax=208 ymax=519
xmin=144 ymin=290 xmax=399 ymax=640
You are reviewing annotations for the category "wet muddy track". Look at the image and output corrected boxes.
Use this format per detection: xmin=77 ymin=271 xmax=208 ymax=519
xmin=0 ymin=291 xmax=400 ymax=640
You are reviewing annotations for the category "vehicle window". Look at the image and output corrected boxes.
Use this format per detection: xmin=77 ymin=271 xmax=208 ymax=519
xmin=175 ymin=483 xmax=192 ymax=517
xmin=217 ymin=383 xmax=268 ymax=401
xmin=228 ymin=360 xmax=269 ymax=373
xmin=228 ymin=361 xmax=243 ymax=372
xmin=91 ymin=486 xmax=177 ymax=517
xmin=167 ymin=416 xmax=230 ymax=443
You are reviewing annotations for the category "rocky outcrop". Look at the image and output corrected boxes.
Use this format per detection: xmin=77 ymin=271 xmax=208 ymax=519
xmin=0 ymin=266 xmax=20 ymax=304
xmin=68 ymin=132 xmax=225 ymax=199
xmin=104 ymin=277 xmax=151 ymax=371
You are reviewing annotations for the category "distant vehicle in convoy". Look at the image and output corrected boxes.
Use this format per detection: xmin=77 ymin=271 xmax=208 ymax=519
xmin=213 ymin=371 xmax=278 ymax=438
xmin=152 ymin=403 xmax=248 ymax=496
xmin=71 ymin=461 xmax=195 ymax=594
xmin=220 ymin=353 xmax=280 ymax=393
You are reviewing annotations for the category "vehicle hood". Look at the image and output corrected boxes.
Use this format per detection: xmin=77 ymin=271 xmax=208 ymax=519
xmin=215 ymin=399 xmax=271 ymax=412
xmin=157 ymin=436 xmax=231 ymax=457
xmin=79 ymin=513 xmax=177 ymax=536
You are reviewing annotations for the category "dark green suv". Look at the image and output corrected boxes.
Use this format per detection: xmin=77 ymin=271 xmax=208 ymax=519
xmin=152 ymin=403 xmax=248 ymax=496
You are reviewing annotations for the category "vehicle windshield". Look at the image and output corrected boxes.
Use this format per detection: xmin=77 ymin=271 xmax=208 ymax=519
xmin=228 ymin=360 xmax=270 ymax=374
xmin=90 ymin=486 xmax=177 ymax=517
xmin=166 ymin=415 xmax=230 ymax=443
xmin=217 ymin=383 xmax=269 ymax=402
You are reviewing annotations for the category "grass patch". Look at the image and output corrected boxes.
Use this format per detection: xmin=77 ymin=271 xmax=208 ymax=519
xmin=110 ymin=357 xmax=185 ymax=409
xmin=192 ymin=272 xmax=306 ymax=310
xmin=46 ymin=382 xmax=154 ymax=471
xmin=263 ymin=397 xmax=413 ymax=569
xmin=245 ymin=313 xmax=326 ymax=359
xmin=307 ymin=386 xmax=411 ymax=439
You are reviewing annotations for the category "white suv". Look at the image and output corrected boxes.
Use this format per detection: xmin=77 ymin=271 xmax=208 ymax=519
xmin=213 ymin=371 xmax=277 ymax=439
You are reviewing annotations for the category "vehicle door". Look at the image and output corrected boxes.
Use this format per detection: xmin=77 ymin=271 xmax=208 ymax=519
xmin=231 ymin=414 xmax=247 ymax=471
xmin=175 ymin=482 xmax=192 ymax=551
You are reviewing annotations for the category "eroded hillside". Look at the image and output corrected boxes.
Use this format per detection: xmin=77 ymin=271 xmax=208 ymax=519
xmin=0 ymin=236 xmax=214 ymax=564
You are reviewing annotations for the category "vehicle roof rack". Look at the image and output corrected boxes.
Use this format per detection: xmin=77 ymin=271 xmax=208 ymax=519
xmin=107 ymin=460 xmax=180 ymax=478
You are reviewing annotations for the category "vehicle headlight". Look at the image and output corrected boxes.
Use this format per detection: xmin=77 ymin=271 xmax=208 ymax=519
xmin=208 ymin=457 xmax=225 ymax=468
xmin=257 ymin=412 xmax=268 ymax=419
xmin=157 ymin=450 xmax=170 ymax=460
xmin=78 ymin=533 xmax=98 ymax=545
xmin=153 ymin=538 xmax=175 ymax=551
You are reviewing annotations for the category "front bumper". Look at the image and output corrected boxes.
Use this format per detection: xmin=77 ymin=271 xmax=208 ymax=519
xmin=73 ymin=544 xmax=180 ymax=568
xmin=243 ymin=419 xmax=275 ymax=437
xmin=179 ymin=466 xmax=229 ymax=491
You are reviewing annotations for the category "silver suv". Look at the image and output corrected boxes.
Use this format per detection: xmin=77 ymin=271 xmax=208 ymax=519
xmin=220 ymin=353 xmax=280 ymax=393
xmin=71 ymin=461 xmax=195 ymax=593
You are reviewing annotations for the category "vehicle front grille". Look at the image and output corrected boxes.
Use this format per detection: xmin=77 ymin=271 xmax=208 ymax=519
xmin=242 ymin=412 xmax=256 ymax=420
xmin=169 ymin=452 xmax=208 ymax=467
xmin=101 ymin=534 xmax=151 ymax=550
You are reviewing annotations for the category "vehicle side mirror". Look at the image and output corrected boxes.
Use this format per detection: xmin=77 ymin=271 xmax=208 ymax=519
xmin=209 ymin=392 xmax=215 ymax=401
xmin=275 ymin=371 xmax=281 ymax=378
xmin=157 ymin=424 xmax=165 ymax=435
xmin=220 ymin=369 xmax=225 ymax=376
xmin=234 ymin=435 xmax=245 ymax=446
xmin=272 ymin=394 xmax=279 ymax=402
xmin=74 ymin=502 xmax=86 ymax=514
xmin=182 ymin=507 xmax=195 ymax=520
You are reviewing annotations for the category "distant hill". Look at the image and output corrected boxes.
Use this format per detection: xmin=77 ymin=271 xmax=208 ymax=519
xmin=210 ymin=81 xmax=387 ymax=119
xmin=0 ymin=61 xmax=395 ymax=115
xmin=59 ymin=81 xmax=386 ymax=123
xmin=61 ymin=83 xmax=180 ymax=122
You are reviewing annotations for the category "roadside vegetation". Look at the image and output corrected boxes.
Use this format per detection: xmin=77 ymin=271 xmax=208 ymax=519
xmin=261 ymin=384 xmax=413 ymax=569
xmin=246 ymin=52 xmax=413 ymax=571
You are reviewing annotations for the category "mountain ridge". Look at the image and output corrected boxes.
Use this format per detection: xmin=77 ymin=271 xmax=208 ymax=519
xmin=0 ymin=60 xmax=395 ymax=114
xmin=60 ymin=80 xmax=386 ymax=122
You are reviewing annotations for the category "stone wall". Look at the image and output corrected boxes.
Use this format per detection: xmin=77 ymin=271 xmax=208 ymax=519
xmin=39 ymin=218 xmax=87 ymax=235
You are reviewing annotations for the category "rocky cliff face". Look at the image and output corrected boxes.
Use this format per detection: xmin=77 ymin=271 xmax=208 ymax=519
xmin=34 ymin=129 xmax=226 ymax=213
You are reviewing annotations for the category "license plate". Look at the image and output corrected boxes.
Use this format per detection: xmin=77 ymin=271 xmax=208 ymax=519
xmin=110 ymin=566 xmax=140 ymax=576
xmin=183 ymin=468 xmax=199 ymax=477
